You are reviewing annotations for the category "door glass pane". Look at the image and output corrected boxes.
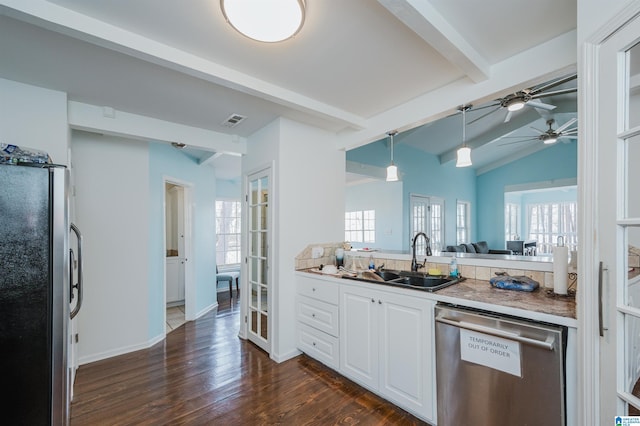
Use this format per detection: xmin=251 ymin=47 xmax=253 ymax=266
xmin=626 ymin=135 xmax=640 ymax=218
xmin=261 ymin=205 xmax=268 ymax=231
xmin=625 ymin=314 xmax=640 ymax=405
xmin=260 ymin=178 xmax=268 ymax=201
xmin=251 ymin=311 xmax=257 ymax=334
xmin=260 ymin=286 xmax=268 ymax=313
xmin=260 ymin=313 xmax=268 ymax=339
xmin=260 ymin=258 xmax=268 ymax=285
xmin=626 ymin=225 xmax=640 ymax=309
xmin=251 ymin=180 xmax=258 ymax=204
xmin=251 ymin=282 xmax=258 ymax=308
xmin=627 ymin=42 xmax=640 ymax=128
xmin=250 ymin=231 xmax=258 ymax=256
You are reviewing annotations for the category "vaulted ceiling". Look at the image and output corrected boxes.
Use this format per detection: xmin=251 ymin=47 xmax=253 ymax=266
xmin=0 ymin=0 xmax=577 ymax=178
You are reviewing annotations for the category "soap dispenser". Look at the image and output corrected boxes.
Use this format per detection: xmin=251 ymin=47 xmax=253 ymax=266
xmin=369 ymin=255 xmax=375 ymax=270
xmin=449 ymin=255 xmax=458 ymax=277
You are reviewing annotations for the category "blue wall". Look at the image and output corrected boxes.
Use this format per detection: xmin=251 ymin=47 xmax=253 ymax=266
xmin=347 ymin=141 xmax=476 ymax=250
xmin=476 ymin=140 xmax=578 ymax=249
xmin=148 ymin=142 xmax=217 ymax=337
xmin=217 ymin=178 xmax=241 ymax=199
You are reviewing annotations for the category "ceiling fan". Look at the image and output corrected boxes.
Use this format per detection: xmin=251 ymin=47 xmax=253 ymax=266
xmin=499 ymin=118 xmax=577 ymax=146
xmin=469 ymin=73 xmax=577 ymax=124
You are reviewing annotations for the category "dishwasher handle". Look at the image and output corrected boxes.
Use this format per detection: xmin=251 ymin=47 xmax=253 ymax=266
xmin=436 ymin=317 xmax=555 ymax=351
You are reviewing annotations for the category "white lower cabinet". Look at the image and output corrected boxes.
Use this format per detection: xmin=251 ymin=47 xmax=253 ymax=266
xmin=340 ymin=285 xmax=435 ymax=423
xmin=296 ymin=275 xmax=340 ymax=369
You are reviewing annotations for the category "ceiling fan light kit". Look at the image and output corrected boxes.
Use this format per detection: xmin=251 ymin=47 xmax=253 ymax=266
xmin=456 ymin=105 xmax=472 ymax=168
xmin=220 ymin=0 xmax=305 ymax=43
xmin=506 ymin=98 xmax=526 ymax=112
xmin=386 ymin=130 xmax=399 ymax=181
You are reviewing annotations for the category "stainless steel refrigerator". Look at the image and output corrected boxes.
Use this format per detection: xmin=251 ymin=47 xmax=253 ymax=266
xmin=0 ymin=162 xmax=83 ymax=425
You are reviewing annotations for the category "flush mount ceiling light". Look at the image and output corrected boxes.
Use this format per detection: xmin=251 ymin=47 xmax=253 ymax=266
xmin=386 ymin=130 xmax=399 ymax=182
xmin=220 ymin=0 xmax=305 ymax=43
xmin=456 ymin=105 xmax=472 ymax=168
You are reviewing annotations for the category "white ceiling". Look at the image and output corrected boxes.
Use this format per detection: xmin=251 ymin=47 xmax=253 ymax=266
xmin=0 ymin=0 xmax=577 ymax=178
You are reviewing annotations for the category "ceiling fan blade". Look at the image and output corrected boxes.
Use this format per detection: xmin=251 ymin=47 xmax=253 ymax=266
xmin=467 ymin=106 xmax=502 ymax=125
xmin=498 ymin=137 xmax=538 ymax=146
xmin=503 ymin=110 xmax=513 ymax=123
xmin=531 ymin=87 xmax=577 ymax=99
xmin=529 ymin=126 xmax=546 ymax=134
xmin=526 ymin=100 xmax=556 ymax=111
xmin=555 ymin=118 xmax=578 ymax=133
xmin=529 ymin=73 xmax=577 ymax=95
xmin=470 ymin=102 xmax=500 ymax=111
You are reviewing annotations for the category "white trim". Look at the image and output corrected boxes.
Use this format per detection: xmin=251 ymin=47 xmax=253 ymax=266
xmin=579 ymin=2 xmax=640 ymax=424
xmin=162 ymin=176 xmax=195 ymax=328
xmin=504 ymin=178 xmax=578 ymax=193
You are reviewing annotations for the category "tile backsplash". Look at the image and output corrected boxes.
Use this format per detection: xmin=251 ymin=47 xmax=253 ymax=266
xmin=296 ymin=244 xmax=579 ymax=293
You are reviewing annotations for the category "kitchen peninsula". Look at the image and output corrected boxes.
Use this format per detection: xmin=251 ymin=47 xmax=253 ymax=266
xmin=295 ymin=244 xmax=577 ymax=425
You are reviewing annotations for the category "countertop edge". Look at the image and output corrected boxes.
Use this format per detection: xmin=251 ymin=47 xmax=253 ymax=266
xmin=295 ymin=270 xmax=577 ymax=328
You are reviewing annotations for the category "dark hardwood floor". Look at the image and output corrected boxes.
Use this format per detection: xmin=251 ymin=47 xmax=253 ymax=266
xmin=71 ymin=291 xmax=426 ymax=425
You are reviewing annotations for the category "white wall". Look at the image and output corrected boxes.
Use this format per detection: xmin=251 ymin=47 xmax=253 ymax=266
xmin=72 ymin=131 xmax=150 ymax=363
xmin=243 ymin=117 xmax=345 ymax=362
xmin=0 ymin=78 xmax=68 ymax=165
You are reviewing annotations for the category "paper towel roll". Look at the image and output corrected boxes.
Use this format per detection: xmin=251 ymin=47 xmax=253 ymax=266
xmin=553 ymin=246 xmax=569 ymax=295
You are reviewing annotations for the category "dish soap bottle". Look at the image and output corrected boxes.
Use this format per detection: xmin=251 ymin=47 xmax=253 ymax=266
xmin=369 ymin=255 xmax=375 ymax=270
xmin=449 ymin=256 xmax=458 ymax=278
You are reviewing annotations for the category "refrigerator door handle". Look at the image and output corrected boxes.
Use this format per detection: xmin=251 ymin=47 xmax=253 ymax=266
xmin=70 ymin=223 xmax=83 ymax=319
xmin=69 ymin=249 xmax=75 ymax=302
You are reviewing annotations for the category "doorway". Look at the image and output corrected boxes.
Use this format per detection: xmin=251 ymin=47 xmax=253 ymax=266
xmin=164 ymin=179 xmax=193 ymax=333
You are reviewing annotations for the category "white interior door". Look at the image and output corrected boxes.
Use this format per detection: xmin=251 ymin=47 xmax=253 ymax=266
xmin=246 ymin=169 xmax=271 ymax=353
xmin=410 ymin=194 xmax=444 ymax=253
xmin=593 ymin=9 xmax=640 ymax=422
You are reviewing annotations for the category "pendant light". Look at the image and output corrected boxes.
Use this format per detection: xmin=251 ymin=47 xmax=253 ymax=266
xmin=386 ymin=130 xmax=399 ymax=182
xmin=220 ymin=0 xmax=306 ymax=43
xmin=456 ymin=105 xmax=472 ymax=168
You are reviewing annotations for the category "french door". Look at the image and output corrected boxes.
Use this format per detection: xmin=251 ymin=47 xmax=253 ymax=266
xmin=409 ymin=194 xmax=444 ymax=253
xmin=246 ymin=168 xmax=271 ymax=353
xmin=591 ymin=7 xmax=640 ymax=423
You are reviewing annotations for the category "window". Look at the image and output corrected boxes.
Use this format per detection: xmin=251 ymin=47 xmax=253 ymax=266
xmin=345 ymin=210 xmax=375 ymax=243
xmin=456 ymin=201 xmax=470 ymax=244
xmin=505 ymin=203 xmax=520 ymax=241
xmin=410 ymin=194 xmax=444 ymax=253
xmin=527 ymin=202 xmax=577 ymax=254
xmin=216 ymin=200 xmax=241 ymax=266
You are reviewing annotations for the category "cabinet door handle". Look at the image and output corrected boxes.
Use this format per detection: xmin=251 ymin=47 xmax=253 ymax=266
xmin=371 ymin=298 xmax=375 ymax=303
xmin=311 ymin=313 xmax=316 ymax=318
xmin=599 ymin=261 xmax=606 ymax=337
xmin=312 ymin=342 xmax=316 ymax=346
xmin=378 ymin=300 xmax=382 ymax=304
xmin=312 ymin=287 xmax=316 ymax=292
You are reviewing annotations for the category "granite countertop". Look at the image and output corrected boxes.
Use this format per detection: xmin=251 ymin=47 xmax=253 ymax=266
xmin=297 ymin=268 xmax=577 ymax=323
xmin=436 ymin=278 xmax=576 ymax=320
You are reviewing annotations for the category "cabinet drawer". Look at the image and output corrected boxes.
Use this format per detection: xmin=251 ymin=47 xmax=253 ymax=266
xmin=297 ymin=275 xmax=339 ymax=305
xmin=298 ymin=322 xmax=339 ymax=370
xmin=298 ymin=295 xmax=339 ymax=337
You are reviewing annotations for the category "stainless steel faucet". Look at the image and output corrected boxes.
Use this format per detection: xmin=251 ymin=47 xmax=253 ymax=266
xmin=411 ymin=232 xmax=430 ymax=272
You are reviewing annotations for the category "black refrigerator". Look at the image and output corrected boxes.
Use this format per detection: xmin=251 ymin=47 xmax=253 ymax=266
xmin=0 ymin=162 xmax=83 ymax=425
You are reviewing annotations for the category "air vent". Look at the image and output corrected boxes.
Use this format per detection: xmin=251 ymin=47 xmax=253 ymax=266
xmin=221 ymin=113 xmax=246 ymax=128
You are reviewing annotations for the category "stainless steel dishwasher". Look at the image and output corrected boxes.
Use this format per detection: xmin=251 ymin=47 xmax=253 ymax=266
xmin=435 ymin=304 xmax=567 ymax=426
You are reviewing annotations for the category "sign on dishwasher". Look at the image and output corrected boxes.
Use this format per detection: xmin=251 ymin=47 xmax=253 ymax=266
xmin=460 ymin=328 xmax=522 ymax=377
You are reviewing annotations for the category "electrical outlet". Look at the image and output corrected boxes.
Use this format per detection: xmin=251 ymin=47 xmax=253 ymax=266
xmin=311 ymin=246 xmax=324 ymax=259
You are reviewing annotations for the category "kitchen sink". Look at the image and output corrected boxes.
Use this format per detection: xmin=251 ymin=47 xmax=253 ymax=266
xmin=342 ymin=269 xmax=464 ymax=292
